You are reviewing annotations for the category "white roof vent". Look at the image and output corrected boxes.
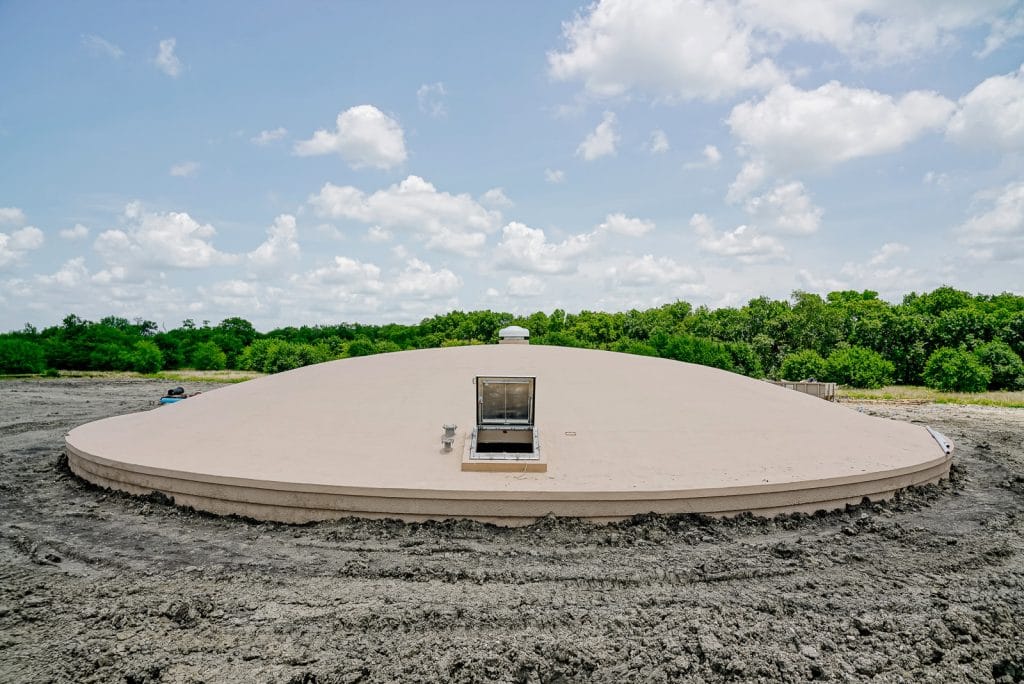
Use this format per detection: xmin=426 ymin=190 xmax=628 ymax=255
xmin=498 ymin=325 xmax=529 ymax=345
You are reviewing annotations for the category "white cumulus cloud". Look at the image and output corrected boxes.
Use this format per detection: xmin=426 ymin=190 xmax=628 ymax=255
xmin=956 ymin=180 xmax=1024 ymax=262
xmin=0 ymin=207 xmax=27 ymax=225
xmin=728 ymin=82 xmax=955 ymax=185
xmin=684 ymin=144 xmax=724 ymax=170
xmin=549 ymin=0 xmax=1017 ymax=105
xmin=480 ymin=187 xmax=514 ymax=208
xmin=544 ymin=168 xmax=566 ymax=184
xmin=549 ymin=0 xmax=784 ymax=101
xmin=392 ymin=258 xmax=461 ymax=300
xmin=0 ymin=226 xmax=44 ymax=268
xmin=248 ymin=214 xmax=300 ymax=273
xmin=281 ymin=256 xmax=389 ymax=321
xmin=170 ymin=161 xmax=200 ymax=177
xmin=821 ymin=243 xmax=920 ymax=292
xmin=365 ymin=226 xmax=393 ymax=243
xmin=868 ymin=242 xmax=910 ymax=266
xmin=606 ymin=254 xmax=699 ymax=287
xmin=198 ymin=280 xmax=265 ymax=313
xmin=795 ymin=268 xmax=848 ymax=293
xmin=60 ymin=224 xmax=90 ymax=240
xmin=36 ymin=257 xmax=90 ymax=288
xmin=302 ymin=256 xmax=383 ymax=292
xmin=739 ymin=0 xmax=1016 ymax=63
xmin=703 ymin=144 xmax=722 ymax=165
xmin=977 ymin=6 xmax=1024 ymax=57
xmin=251 ymin=127 xmax=288 ymax=145
xmin=691 ymin=213 xmax=785 ymax=263
xmin=726 ymin=159 xmax=767 ymax=202
xmin=647 ymin=129 xmax=669 ymax=154
xmin=155 ymin=38 xmax=182 ymax=78
xmin=923 ymin=171 xmax=950 ymax=187
xmin=744 ymin=181 xmax=823 ymax=235
xmin=295 ymin=105 xmax=407 ymax=170
xmin=308 ymin=175 xmax=501 ymax=257
xmin=94 ymin=202 xmax=236 ymax=270
xmin=598 ymin=212 xmax=654 ymax=237
xmin=947 ymin=64 xmax=1024 ymax=152
xmin=9 ymin=226 xmax=44 ymax=250
xmin=423 ymin=226 xmax=487 ymax=256
xmin=493 ymin=222 xmax=597 ymax=274
xmin=417 ymin=82 xmax=447 ymax=118
xmin=506 ymin=274 xmax=546 ymax=297
xmin=576 ymin=111 xmax=619 ymax=161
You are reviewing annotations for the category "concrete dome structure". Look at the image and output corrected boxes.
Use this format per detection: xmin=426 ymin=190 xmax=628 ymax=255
xmin=66 ymin=344 xmax=953 ymax=525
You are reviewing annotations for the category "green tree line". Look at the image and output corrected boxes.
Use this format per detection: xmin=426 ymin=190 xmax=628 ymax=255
xmin=1 ymin=287 xmax=1022 ymax=392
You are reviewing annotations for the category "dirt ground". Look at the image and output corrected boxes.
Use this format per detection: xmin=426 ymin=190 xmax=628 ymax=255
xmin=1 ymin=378 xmax=1022 ymax=683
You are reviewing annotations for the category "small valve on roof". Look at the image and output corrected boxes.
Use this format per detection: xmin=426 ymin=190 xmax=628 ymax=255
xmin=442 ymin=424 xmax=457 ymax=450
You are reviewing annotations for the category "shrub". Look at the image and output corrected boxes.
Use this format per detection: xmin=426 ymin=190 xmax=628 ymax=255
xmin=238 ymin=339 xmax=275 ymax=372
xmin=0 ymin=337 xmax=46 ymax=374
xmin=609 ymin=340 xmax=659 ymax=357
xmin=656 ymin=334 xmax=735 ymax=373
xmin=823 ymin=346 xmax=894 ymax=388
xmin=320 ymin=336 xmax=349 ymax=357
xmin=725 ymin=341 xmax=764 ymax=378
xmin=440 ymin=339 xmax=485 ymax=347
xmin=346 ymin=337 xmax=377 ymax=357
xmin=259 ymin=341 xmax=299 ymax=374
xmin=923 ymin=347 xmax=992 ymax=392
xmin=375 ymin=340 xmax=403 ymax=354
xmin=89 ymin=343 xmax=131 ymax=371
xmin=533 ymin=331 xmax=592 ymax=348
xmin=238 ymin=339 xmax=334 ymax=374
xmin=129 ymin=340 xmax=164 ymax=374
xmin=191 ymin=341 xmax=227 ymax=370
xmin=296 ymin=343 xmax=334 ymax=367
xmin=972 ymin=341 xmax=1024 ymax=390
xmin=779 ymin=349 xmax=826 ymax=381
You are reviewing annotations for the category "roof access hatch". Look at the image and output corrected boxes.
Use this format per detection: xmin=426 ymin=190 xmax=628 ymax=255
xmin=464 ymin=376 xmax=544 ymax=471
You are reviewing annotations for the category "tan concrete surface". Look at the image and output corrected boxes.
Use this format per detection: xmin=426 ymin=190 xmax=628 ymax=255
xmin=65 ymin=345 xmax=952 ymax=523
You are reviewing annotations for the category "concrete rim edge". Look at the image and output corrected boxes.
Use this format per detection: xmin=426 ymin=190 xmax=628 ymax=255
xmin=67 ymin=443 xmax=952 ymax=525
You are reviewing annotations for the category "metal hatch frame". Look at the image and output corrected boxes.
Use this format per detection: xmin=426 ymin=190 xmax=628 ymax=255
xmin=468 ymin=376 xmax=540 ymax=464
xmin=475 ymin=376 xmax=536 ymax=427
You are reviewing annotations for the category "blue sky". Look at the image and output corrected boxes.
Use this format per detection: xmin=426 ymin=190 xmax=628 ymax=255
xmin=1 ymin=1 xmax=1022 ymax=331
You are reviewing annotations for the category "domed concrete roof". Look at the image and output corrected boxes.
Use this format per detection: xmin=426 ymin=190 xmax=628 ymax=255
xmin=66 ymin=344 xmax=952 ymax=525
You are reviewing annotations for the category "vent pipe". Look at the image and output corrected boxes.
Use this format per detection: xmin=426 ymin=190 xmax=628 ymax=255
xmin=498 ymin=326 xmax=529 ymax=345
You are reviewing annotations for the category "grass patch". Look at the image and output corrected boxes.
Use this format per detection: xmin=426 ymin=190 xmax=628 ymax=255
xmin=146 ymin=370 xmax=263 ymax=384
xmin=146 ymin=368 xmax=262 ymax=385
xmin=839 ymin=385 xmax=1024 ymax=408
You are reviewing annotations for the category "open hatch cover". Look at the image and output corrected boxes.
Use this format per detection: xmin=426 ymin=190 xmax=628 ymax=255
xmin=476 ymin=376 xmax=535 ymax=426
